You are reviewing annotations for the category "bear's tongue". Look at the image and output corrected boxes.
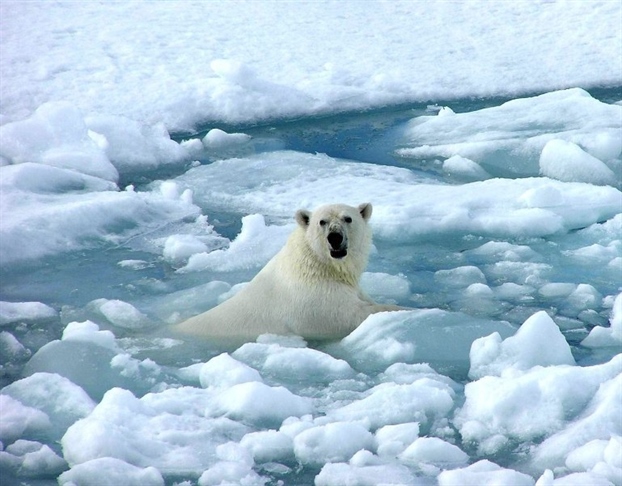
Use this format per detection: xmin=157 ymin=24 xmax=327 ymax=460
xmin=330 ymin=249 xmax=348 ymax=259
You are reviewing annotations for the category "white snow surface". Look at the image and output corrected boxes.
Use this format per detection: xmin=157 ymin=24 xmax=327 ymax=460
xmin=0 ymin=2 xmax=621 ymax=485
xmin=2 ymin=1 xmax=620 ymax=131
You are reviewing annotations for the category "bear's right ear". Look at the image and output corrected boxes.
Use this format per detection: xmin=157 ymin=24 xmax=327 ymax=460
xmin=295 ymin=209 xmax=311 ymax=228
xmin=358 ymin=202 xmax=372 ymax=221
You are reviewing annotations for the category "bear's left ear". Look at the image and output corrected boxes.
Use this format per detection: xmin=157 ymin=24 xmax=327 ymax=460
xmin=295 ymin=209 xmax=311 ymax=228
xmin=358 ymin=203 xmax=372 ymax=221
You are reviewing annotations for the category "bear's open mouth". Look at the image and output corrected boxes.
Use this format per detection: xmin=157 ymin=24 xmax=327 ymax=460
xmin=330 ymin=249 xmax=348 ymax=259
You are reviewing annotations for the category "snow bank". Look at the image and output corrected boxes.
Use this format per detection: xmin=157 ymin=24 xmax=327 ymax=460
xmin=85 ymin=114 xmax=188 ymax=173
xmin=175 ymin=150 xmax=622 ymax=242
xmin=0 ymin=163 xmax=200 ymax=265
xmin=398 ymin=89 xmax=621 ymax=183
xmin=0 ymin=102 xmax=118 ymax=181
xmin=2 ymin=3 xmax=620 ymax=130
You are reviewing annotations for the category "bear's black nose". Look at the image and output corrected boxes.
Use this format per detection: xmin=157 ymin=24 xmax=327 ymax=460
xmin=327 ymin=232 xmax=343 ymax=250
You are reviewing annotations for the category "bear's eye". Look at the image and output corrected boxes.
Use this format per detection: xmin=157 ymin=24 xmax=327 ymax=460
xmin=319 ymin=220 xmax=327 ymax=227
xmin=344 ymin=216 xmax=353 ymax=223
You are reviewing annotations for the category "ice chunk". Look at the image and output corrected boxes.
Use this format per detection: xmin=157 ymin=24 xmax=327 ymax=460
xmin=198 ymin=461 xmax=266 ymax=486
xmin=233 ymin=341 xmax=355 ymax=383
xmin=293 ymin=422 xmax=374 ymax=466
xmin=566 ymin=438 xmax=609 ymax=472
xmin=199 ymin=353 xmax=263 ymax=389
xmin=198 ymin=441 xmax=267 ymax=486
xmin=331 ymin=309 xmax=515 ymax=375
xmin=206 ymin=381 xmax=313 ymax=428
xmin=375 ymin=422 xmax=420 ymax=457
xmin=437 ymin=460 xmax=535 ymax=486
xmin=163 ymin=234 xmax=209 ymax=266
xmin=539 ymin=139 xmax=616 ymax=186
xmin=539 ymin=283 xmax=578 ymax=300
xmin=0 ymin=440 xmax=66 ymax=478
xmin=435 ymin=265 xmax=487 ymax=288
xmin=62 ymin=387 xmax=248 ymax=475
xmin=443 ymin=154 xmax=491 ymax=181
xmin=62 ymin=320 xmax=118 ymax=351
xmin=398 ymin=437 xmax=469 ymax=470
xmin=359 ymin=272 xmax=411 ymax=304
xmin=24 ymin=324 xmax=159 ymax=400
xmin=0 ymin=101 xmax=118 ymax=181
xmin=530 ymin=369 xmax=622 ymax=473
xmin=456 ymin=355 xmax=622 ymax=456
xmin=1 ymin=372 xmax=94 ymax=440
xmin=327 ymin=377 xmax=455 ymax=432
xmin=563 ymin=284 xmax=602 ymax=315
xmin=181 ymin=214 xmax=292 ymax=273
xmin=535 ymin=470 xmax=616 ymax=486
xmin=85 ymin=114 xmax=188 ymax=173
xmin=59 ymin=457 xmax=164 ymax=486
xmin=91 ymin=299 xmax=151 ymax=330
xmin=202 ymin=128 xmax=251 ymax=148
xmin=315 ymin=460 xmax=415 ymax=486
xmin=581 ymin=293 xmax=622 ymax=347
xmin=0 ymin=301 xmax=57 ymax=326
xmin=0 ymin=395 xmax=50 ymax=443
xmin=469 ymin=311 xmax=575 ymax=379
xmin=466 ymin=240 xmax=541 ymax=263
xmin=240 ymin=430 xmax=293 ymax=463
xmin=0 ymin=331 xmax=30 ymax=363
xmin=147 ymin=280 xmax=232 ymax=324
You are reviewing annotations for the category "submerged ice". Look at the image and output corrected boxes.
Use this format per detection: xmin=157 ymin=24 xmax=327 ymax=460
xmin=1 ymin=87 xmax=621 ymax=485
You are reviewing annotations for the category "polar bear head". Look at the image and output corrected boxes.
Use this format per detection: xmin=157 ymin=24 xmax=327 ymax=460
xmin=295 ymin=203 xmax=373 ymax=268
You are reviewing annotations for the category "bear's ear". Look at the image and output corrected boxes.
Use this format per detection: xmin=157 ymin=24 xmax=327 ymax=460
xmin=295 ymin=209 xmax=311 ymax=228
xmin=358 ymin=203 xmax=372 ymax=221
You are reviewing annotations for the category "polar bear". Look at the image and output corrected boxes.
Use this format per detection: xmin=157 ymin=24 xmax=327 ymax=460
xmin=173 ymin=203 xmax=405 ymax=340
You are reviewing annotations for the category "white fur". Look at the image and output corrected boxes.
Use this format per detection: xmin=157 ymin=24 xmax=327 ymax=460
xmin=173 ymin=203 xmax=403 ymax=340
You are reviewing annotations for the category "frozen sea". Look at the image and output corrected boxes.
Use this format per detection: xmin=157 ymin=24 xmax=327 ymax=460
xmin=1 ymin=2 xmax=622 ymax=485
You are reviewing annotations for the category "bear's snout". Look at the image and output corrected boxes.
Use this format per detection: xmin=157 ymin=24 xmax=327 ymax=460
xmin=327 ymin=231 xmax=348 ymax=259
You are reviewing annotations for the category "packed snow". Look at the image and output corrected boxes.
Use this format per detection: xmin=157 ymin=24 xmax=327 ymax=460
xmin=1 ymin=1 xmax=621 ymax=485
xmin=1 ymin=1 xmax=620 ymax=131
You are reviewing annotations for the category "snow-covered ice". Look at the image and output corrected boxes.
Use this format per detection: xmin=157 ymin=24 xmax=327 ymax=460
xmin=1 ymin=1 xmax=621 ymax=484
xmin=1 ymin=1 xmax=620 ymax=131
